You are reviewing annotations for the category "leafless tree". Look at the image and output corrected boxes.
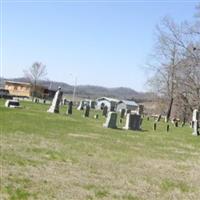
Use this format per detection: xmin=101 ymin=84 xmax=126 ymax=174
xmin=148 ymin=10 xmax=200 ymax=122
xmin=24 ymin=62 xmax=47 ymax=99
xmin=147 ymin=17 xmax=182 ymax=121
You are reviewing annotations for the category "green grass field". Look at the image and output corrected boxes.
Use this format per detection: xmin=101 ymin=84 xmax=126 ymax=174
xmin=0 ymin=99 xmax=200 ymax=200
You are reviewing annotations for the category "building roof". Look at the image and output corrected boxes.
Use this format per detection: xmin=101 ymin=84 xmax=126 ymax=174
xmin=5 ymin=80 xmax=31 ymax=86
xmin=118 ymin=100 xmax=138 ymax=107
xmin=5 ymin=80 xmax=57 ymax=91
xmin=96 ymin=97 xmax=120 ymax=103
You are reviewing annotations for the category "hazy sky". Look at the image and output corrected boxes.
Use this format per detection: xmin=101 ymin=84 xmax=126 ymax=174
xmin=0 ymin=0 xmax=198 ymax=91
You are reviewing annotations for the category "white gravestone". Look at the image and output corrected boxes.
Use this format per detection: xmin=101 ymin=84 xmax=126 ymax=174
xmin=103 ymin=112 xmax=117 ymax=129
xmin=77 ymin=101 xmax=84 ymax=110
xmin=192 ymin=109 xmax=199 ymax=136
xmin=47 ymin=87 xmax=62 ymax=113
xmin=123 ymin=113 xmax=141 ymax=131
xmin=5 ymin=100 xmax=20 ymax=108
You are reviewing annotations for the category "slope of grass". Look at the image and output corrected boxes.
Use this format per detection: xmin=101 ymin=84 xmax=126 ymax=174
xmin=0 ymin=99 xmax=200 ymax=200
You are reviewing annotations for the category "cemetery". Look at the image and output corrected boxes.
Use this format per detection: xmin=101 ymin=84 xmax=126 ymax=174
xmin=1 ymin=2 xmax=200 ymax=200
xmin=1 ymin=94 xmax=200 ymax=200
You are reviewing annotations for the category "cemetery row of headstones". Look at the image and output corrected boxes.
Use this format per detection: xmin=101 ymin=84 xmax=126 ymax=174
xmin=45 ymin=87 xmax=143 ymax=131
xmin=4 ymin=87 xmax=199 ymax=135
xmin=103 ymin=112 xmax=142 ymax=130
xmin=151 ymin=109 xmax=199 ymax=136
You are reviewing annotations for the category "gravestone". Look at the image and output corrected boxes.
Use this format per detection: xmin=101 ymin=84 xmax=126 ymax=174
xmin=34 ymin=98 xmax=39 ymax=103
xmin=63 ymin=99 xmax=67 ymax=105
xmin=164 ymin=116 xmax=167 ymax=123
xmin=192 ymin=109 xmax=199 ymax=121
xmin=110 ymin=102 xmax=116 ymax=112
xmin=181 ymin=118 xmax=186 ymax=127
xmin=192 ymin=109 xmax=199 ymax=136
xmin=94 ymin=114 xmax=99 ymax=119
xmin=90 ymin=100 xmax=96 ymax=109
xmin=67 ymin=101 xmax=73 ymax=115
xmin=5 ymin=100 xmax=20 ymax=108
xmin=172 ymin=118 xmax=179 ymax=127
xmin=120 ymin=109 xmax=126 ymax=118
xmin=84 ymin=105 xmax=90 ymax=117
xmin=153 ymin=122 xmax=157 ymax=131
xmin=138 ymin=105 xmax=144 ymax=115
xmin=181 ymin=121 xmax=185 ymax=127
xmin=47 ymin=87 xmax=62 ymax=113
xmin=77 ymin=100 xmax=84 ymax=110
xmin=125 ymin=109 xmax=131 ymax=116
xmin=102 ymin=106 xmax=108 ymax=117
xmin=156 ymin=114 xmax=162 ymax=122
xmin=103 ymin=112 xmax=117 ymax=129
xmin=167 ymin=124 xmax=170 ymax=132
xmin=123 ymin=113 xmax=141 ymax=131
xmin=174 ymin=121 xmax=178 ymax=127
xmin=190 ymin=121 xmax=194 ymax=128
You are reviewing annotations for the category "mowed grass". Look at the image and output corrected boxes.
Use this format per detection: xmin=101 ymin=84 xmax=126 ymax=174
xmin=0 ymin=99 xmax=200 ymax=200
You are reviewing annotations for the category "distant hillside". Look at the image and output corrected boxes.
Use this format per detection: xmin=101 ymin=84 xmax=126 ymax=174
xmin=1 ymin=77 xmax=154 ymax=101
xmin=77 ymin=85 xmax=140 ymax=99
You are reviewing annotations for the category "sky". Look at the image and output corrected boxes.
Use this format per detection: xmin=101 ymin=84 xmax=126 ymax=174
xmin=0 ymin=0 xmax=198 ymax=91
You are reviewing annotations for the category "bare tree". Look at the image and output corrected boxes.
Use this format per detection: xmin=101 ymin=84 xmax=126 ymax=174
xmin=24 ymin=62 xmax=47 ymax=99
xmin=148 ymin=13 xmax=200 ymax=122
xmin=147 ymin=17 xmax=182 ymax=121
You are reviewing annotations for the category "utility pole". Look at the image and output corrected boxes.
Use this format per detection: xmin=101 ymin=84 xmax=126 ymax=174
xmin=72 ymin=77 xmax=77 ymax=103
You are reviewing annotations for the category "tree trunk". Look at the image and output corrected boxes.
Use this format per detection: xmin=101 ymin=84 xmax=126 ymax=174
xmin=166 ymin=98 xmax=173 ymax=122
xmin=32 ymin=80 xmax=36 ymax=101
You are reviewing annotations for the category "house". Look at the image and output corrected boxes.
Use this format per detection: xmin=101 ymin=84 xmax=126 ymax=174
xmin=5 ymin=80 xmax=56 ymax=99
xmin=96 ymin=97 xmax=120 ymax=111
xmin=5 ymin=81 xmax=33 ymax=97
xmin=116 ymin=100 xmax=138 ymax=112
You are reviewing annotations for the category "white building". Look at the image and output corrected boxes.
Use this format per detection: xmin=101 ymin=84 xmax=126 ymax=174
xmin=86 ymin=99 xmax=97 ymax=109
xmin=96 ymin=97 xmax=120 ymax=111
xmin=116 ymin=100 xmax=138 ymax=112
xmin=77 ymin=99 xmax=97 ymax=110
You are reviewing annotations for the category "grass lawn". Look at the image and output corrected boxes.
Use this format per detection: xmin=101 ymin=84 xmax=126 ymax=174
xmin=0 ymin=99 xmax=200 ymax=200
